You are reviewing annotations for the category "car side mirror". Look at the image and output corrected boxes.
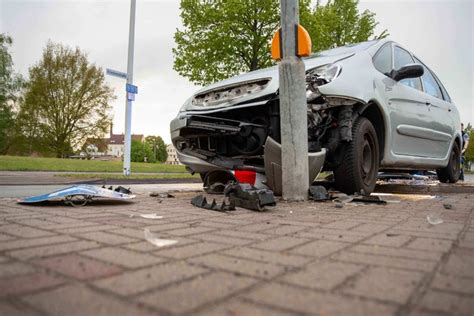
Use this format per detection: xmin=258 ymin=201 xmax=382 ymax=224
xmin=390 ymin=63 xmax=424 ymax=81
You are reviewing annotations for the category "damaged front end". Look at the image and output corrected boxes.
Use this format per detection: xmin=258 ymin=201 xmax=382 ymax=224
xmin=171 ymin=63 xmax=362 ymax=195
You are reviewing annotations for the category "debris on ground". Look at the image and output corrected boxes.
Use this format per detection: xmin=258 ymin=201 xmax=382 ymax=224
xmin=427 ymin=213 xmax=444 ymax=225
xmin=351 ymin=195 xmax=387 ymax=204
xmin=18 ymin=184 xmax=135 ymax=206
xmin=308 ymin=185 xmax=329 ymax=201
xmin=149 ymin=192 xmax=175 ymax=198
xmin=144 ymin=229 xmax=178 ymax=248
xmin=103 ymin=185 xmax=132 ymax=195
xmin=443 ymin=203 xmax=453 ymax=209
xmin=224 ymin=183 xmax=276 ymax=212
xmin=190 ymin=195 xmax=235 ymax=212
xmin=139 ymin=213 xmax=164 ymax=219
xmin=331 ymin=193 xmax=354 ymax=204
xmin=308 ymin=190 xmax=389 ymax=206
xmin=334 ymin=202 xmax=344 ymax=208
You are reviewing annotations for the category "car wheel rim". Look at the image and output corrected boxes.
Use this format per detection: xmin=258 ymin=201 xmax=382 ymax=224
xmin=451 ymin=148 xmax=460 ymax=175
xmin=361 ymin=133 xmax=377 ymax=186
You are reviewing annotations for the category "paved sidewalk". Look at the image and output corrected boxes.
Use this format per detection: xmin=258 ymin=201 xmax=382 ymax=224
xmin=0 ymin=190 xmax=473 ymax=315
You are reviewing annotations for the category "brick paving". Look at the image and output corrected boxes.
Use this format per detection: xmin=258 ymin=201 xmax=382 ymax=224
xmin=0 ymin=191 xmax=473 ymax=315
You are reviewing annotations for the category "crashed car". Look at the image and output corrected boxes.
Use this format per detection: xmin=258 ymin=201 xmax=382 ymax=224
xmin=170 ymin=39 xmax=461 ymax=195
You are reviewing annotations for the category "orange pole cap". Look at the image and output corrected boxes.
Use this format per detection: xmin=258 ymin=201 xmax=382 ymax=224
xmin=271 ymin=25 xmax=312 ymax=60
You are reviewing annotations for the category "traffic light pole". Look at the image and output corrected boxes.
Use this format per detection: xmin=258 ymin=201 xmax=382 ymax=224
xmin=279 ymin=0 xmax=309 ymax=200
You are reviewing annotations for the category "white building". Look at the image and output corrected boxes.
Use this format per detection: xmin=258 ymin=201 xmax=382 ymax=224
xmin=166 ymin=144 xmax=181 ymax=165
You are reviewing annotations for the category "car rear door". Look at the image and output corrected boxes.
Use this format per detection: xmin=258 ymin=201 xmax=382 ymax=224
xmin=413 ymin=57 xmax=454 ymax=159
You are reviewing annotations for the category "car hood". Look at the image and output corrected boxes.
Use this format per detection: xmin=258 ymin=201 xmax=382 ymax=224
xmin=181 ymin=52 xmax=354 ymax=112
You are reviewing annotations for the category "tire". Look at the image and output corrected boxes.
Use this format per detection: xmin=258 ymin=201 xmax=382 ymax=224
xmin=334 ymin=117 xmax=380 ymax=195
xmin=436 ymin=142 xmax=461 ymax=183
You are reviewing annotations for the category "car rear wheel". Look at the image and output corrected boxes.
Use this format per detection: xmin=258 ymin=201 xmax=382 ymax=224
xmin=334 ymin=117 xmax=380 ymax=195
xmin=436 ymin=142 xmax=460 ymax=183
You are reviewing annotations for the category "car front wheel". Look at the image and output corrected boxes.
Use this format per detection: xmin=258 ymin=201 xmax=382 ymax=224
xmin=334 ymin=117 xmax=380 ymax=195
xmin=436 ymin=142 xmax=461 ymax=183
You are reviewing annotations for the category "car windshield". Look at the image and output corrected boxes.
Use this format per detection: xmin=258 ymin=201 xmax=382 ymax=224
xmin=307 ymin=40 xmax=378 ymax=58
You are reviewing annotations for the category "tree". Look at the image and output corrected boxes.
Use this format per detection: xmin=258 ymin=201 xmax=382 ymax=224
xmin=20 ymin=42 xmax=114 ymax=157
xmin=305 ymin=0 xmax=388 ymax=52
xmin=465 ymin=125 xmax=474 ymax=166
xmin=0 ymin=34 xmax=25 ymax=154
xmin=145 ymin=135 xmax=168 ymax=162
xmin=131 ymin=140 xmax=155 ymax=163
xmin=173 ymin=0 xmax=388 ymax=85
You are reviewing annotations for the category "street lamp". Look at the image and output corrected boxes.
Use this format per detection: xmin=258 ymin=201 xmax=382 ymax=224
xmin=106 ymin=0 xmax=138 ymax=176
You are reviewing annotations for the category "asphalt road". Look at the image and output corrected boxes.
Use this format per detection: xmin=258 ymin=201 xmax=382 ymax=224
xmin=1 ymin=172 xmax=473 ymax=199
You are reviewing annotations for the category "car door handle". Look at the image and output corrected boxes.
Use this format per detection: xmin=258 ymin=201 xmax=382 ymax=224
xmin=425 ymin=102 xmax=431 ymax=105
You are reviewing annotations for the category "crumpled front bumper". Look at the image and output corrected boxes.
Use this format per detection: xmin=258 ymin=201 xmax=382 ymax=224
xmin=170 ymin=115 xmax=224 ymax=174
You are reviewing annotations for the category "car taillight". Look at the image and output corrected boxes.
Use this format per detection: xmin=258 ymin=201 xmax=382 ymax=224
xmin=233 ymin=170 xmax=256 ymax=185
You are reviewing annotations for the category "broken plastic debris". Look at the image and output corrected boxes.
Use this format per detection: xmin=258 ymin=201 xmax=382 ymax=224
xmin=190 ymin=195 xmax=235 ymax=212
xmin=150 ymin=192 xmax=175 ymax=198
xmin=427 ymin=213 xmax=444 ymax=225
xmin=333 ymin=195 xmax=353 ymax=204
xmin=443 ymin=203 xmax=453 ymax=210
xmin=18 ymin=184 xmax=135 ymax=206
xmin=308 ymin=185 xmax=329 ymax=201
xmin=224 ymin=183 xmax=276 ymax=212
xmin=144 ymin=229 xmax=178 ymax=248
xmin=139 ymin=213 xmax=163 ymax=219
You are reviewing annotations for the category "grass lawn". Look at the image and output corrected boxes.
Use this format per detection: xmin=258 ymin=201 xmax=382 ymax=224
xmin=56 ymin=173 xmax=198 ymax=180
xmin=0 ymin=155 xmax=187 ymax=173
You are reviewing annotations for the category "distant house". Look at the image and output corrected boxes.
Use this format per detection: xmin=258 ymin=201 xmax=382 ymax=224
xmin=85 ymin=124 xmax=144 ymax=158
xmin=166 ymin=143 xmax=181 ymax=165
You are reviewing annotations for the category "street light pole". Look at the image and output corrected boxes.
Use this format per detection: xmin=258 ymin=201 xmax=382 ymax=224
xmin=123 ymin=0 xmax=136 ymax=176
xmin=279 ymin=0 xmax=309 ymax=200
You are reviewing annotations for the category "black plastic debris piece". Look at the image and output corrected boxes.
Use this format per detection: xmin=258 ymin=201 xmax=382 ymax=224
xmin=224 ymin=183 xmax=276 ymax=212
xmin=309 ymin=185 xmax=329 ymax=201
xmin=150 ymin=192 xmax=175 ymax=198
xmin=443 ymin=203 xmax=453 ymax=209
xmin=351 ymin=195 xmax=387 ymax=204
xmin=102 ymin=185 xmax=132 ymax=195
xmin=114 ymin=186 xmax=132 ymax=194
xmin=190 ymin=195 xmax=235 ymax=212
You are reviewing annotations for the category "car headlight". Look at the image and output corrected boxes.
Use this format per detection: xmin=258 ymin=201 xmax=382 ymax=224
xmin=192 ymin=79 xmax=270 ymax=107
xmin=306 ymin=63 xmax=341 ymax=101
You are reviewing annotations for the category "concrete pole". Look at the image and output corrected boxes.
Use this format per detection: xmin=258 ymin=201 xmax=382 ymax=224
xmin=279 ymin=0 xmax=309 ymax=200
xmin=123 ymin=0 xmax=136 ymax=176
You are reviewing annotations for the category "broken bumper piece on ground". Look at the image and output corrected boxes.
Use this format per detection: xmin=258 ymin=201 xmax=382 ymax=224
xmin=224 ymin=183 xmax=276 ymax=211
xmin=190 ymin=195 xmax=235 ymax=212
xmin=191 ymin=182 xmax=276 ymax=212
xmin=18 ymin=184 xmax=136 ymax=206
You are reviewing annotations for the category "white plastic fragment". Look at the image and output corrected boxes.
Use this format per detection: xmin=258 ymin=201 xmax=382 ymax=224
xmin=144 ymin=229 xmax=178 ymax=248
xmin=139 ymin=213 xmax=163 ymax=219
xmin=427 ymin=213 xmax=443 ymax=225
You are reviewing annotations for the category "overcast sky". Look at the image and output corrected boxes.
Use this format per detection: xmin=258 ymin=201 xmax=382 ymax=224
xmin=1 ymin=0 xmax=473 ymax=143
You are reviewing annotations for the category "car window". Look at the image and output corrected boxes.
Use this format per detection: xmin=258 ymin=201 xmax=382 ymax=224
xmin=414 ymin=57 xmax=443 ymax=99
xmin=394 ymin=46 xmax=422 ymax=91
xmin=438 ymin=82 xmax=452 ymax=103
xmin=373 ymin=44 xmax=392 ymax=75
xmin=432 ymin=70 xmax=452 ymax=103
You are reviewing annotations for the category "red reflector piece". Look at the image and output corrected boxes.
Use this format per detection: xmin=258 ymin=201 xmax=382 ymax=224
xmin=234 ymin=170 xmax=256 ymax=185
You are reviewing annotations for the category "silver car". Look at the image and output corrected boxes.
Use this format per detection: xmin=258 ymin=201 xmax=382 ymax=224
xmin=170 ymin=39 xmax=461 ymax=195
